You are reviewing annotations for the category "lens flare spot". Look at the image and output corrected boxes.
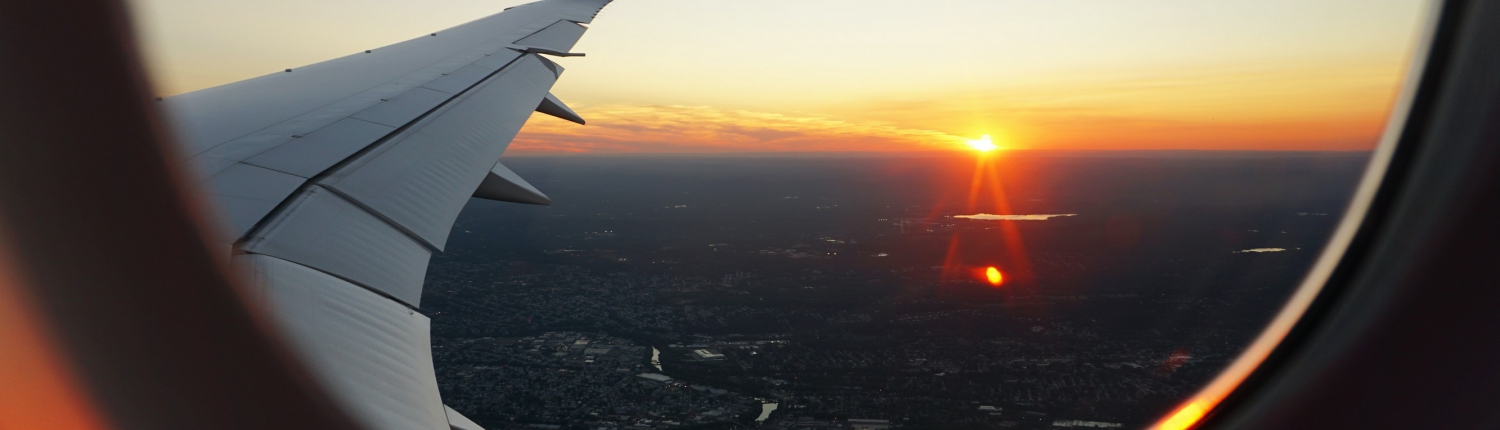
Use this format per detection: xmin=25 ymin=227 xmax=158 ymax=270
xmin=967 ymin=135 xmax=999 ymax=152
xmin=985 ymin=266 xmax=1004 ymax=286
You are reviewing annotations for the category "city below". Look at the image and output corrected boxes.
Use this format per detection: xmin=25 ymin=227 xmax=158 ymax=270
xmin=423 ymin=153 xmax=1366 ymax=429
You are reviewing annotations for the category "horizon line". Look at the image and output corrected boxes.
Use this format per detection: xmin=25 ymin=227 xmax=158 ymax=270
xmin=501 ymin=148 xmax=1377 ymax=158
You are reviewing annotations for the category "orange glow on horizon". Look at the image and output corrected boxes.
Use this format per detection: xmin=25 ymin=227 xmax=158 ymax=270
xmin=985 ymin=266 xmax=1004 ymax=286
xmin=505 ymin=56 xmax=1409 ymax=154
xmin=508 ymin=91 xmax=1395 ymax=154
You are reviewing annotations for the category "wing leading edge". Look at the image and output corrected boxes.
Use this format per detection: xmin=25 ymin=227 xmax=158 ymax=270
xmin=163 ymin=1 xmax=612 ymax=429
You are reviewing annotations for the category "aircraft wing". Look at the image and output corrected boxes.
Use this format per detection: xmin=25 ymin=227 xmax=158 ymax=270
xmin=157 ymin=1 xmax=610 ymax=429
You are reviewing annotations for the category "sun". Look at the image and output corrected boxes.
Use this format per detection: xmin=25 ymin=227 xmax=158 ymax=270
xmin=967 ymin=135 xmax=999 ymax=152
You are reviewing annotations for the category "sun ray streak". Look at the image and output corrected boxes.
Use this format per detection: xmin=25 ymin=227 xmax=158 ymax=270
xmin=984 ymin=158 xmax=1036 ymax=279
xmin=966 ymin=156 xmax=987 ymax=212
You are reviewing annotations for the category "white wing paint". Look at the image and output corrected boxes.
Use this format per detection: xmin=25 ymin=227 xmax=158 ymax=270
xmin=162 ymin=1 xmax=612 ymax=429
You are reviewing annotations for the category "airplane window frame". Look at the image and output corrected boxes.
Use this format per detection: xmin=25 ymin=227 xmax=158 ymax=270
xmin=1177 ymin=0 xmax=1500 ymax=428
xmin=0 ymin=0 xmax=1497 ymax=429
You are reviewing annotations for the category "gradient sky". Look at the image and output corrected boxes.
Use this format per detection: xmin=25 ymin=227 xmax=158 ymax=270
xmin=128 ymin=0 xmax=1432 ymax=153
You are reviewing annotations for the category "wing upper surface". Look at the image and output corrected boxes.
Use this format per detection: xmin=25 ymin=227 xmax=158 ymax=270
xmin=171 ymin=0 xmax=605 ymax=242
xmin=317 ymin=55 xmax=559 ymax=253
xmin=168 ymin=1 xmax=612 ymax=429
xmin=165 ymin=0 xmax=603 ymax=158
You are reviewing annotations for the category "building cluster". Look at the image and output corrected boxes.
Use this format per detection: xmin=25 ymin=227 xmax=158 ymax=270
xmin=433 ymin=331 xmax=758 ymax=429
xmin=423 ymin=253 xmax=1255 ymax=429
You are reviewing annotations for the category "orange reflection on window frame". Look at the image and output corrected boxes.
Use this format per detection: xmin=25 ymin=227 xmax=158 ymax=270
xmin=1158 ymin=399 xmax=1212 ymax=430
xmin=0 ymin=244 xmax=108 ymax=430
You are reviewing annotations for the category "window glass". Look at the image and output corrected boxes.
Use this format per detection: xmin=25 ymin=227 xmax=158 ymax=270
xmin=130 ymin=1 xmax=1432 ymax=428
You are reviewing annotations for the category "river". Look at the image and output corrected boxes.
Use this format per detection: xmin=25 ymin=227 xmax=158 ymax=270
xmin=651 ymin=346 xmax=774 ymax=422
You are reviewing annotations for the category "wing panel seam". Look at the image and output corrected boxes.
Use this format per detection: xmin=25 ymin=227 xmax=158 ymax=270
xmin=247 ymin=253 xmax=427 ymax=314
xmin=184 ymin=31 xmax=531 ymax=165
xmin=235 ymin=53 xmax=532 ymax=246
xmin=317 ymin=184 xmax=441 ymax=253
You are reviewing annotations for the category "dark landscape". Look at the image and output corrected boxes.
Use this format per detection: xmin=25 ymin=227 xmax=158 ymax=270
xmin=422 ymin=152 xmax=1369 ymax=430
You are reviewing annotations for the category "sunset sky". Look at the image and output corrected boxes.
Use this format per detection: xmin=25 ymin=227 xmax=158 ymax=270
xmin=128 ymin=0 xmax=1432 ymax=153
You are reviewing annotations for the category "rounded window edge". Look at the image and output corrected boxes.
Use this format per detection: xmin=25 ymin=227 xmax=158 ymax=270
xmin=1144 ymin=1 xmax=1455 ymax=429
